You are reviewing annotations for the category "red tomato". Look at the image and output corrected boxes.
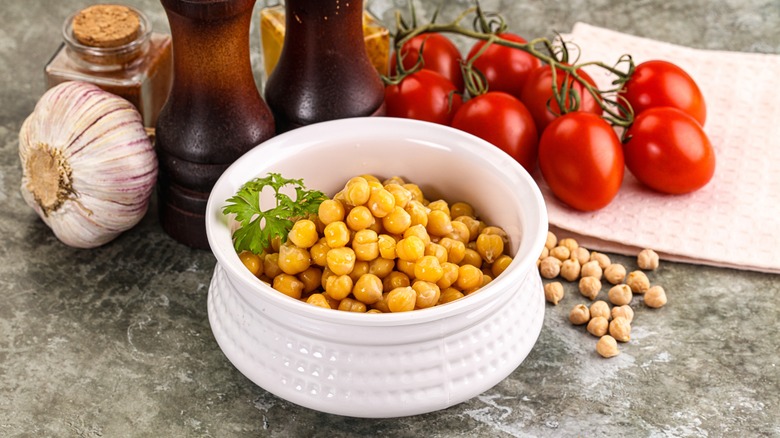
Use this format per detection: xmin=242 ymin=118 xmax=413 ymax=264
xmin=520 ymin=65 xmax=603 ymax=134
xmin=538 ymin=112 xmax=624 ymax=211
xmin=466 ymin=33 xmax=542 ymax=100
xmin=384 ymin=69 xmax=463 ymax=125
xmin=451 ymin=92 xmax=539 ymax=173
xmin=623 ymin=107 xmax=715 ymax=194
xmin=391 ymin=33 xmax=465 ymax=92
xmin=619 ymin=60 xmax=706 ymax=126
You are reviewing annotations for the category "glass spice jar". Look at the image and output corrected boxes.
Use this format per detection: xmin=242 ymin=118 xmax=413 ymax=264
xmin=44 ymin=4 xmax=173 ymax=128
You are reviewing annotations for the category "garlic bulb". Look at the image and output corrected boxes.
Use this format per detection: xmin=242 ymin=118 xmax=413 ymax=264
xmin=18 ymin=81 xmax=157 ymax=248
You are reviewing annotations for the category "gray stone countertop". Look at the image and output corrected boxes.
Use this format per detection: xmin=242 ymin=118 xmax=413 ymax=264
xmin=2 ymin=0 xmax=779 ymax=436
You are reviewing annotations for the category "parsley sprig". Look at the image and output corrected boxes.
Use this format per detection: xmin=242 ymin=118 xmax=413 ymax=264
xmin=222 ymin=173 xmax=327 ymax=254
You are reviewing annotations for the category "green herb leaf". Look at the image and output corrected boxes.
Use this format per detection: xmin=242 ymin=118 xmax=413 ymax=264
xmin=222 ymin=173 xmax=327 ymax=254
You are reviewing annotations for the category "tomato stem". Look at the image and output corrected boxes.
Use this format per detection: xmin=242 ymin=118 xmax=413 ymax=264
xmin=389 ymin=3 xmax=637 ymax=128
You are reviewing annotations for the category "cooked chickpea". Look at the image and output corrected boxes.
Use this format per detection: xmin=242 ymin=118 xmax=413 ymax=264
xmin=239 ymin=251 xmax=263 ymax=277
xmin=426 ymin=210 xmax=453 ymax=237
xmin=637 ymin=248 xmax=660 ymax=271
xmin=352 ymin=229 xmax=379 ymax=261
xmin=367 ymin=187 xmax=395 ymax=218
xmin=414 ymin=255 xmax=444 ymax=283
xmin=273 ymin=273 xmax=304 ymax=299
xmin=325 ymin=274 xmax=353 ymax=301
xmin=608 ymin=284 xmax=633 ymax=306
xmin=456 ymin=264 xmax=483 ymax=290
xmin=412 ymin=280 xmax=441 ymax=309
xmin=626 ymin=270 xmax=650 ymax=294
xmin=569 ymin=304 xmax=590 ymax=325
xmin=609 ymin=316 xmax=631 ymax=342
xmin=338 ymin=297 xmax=367 ymax=313
xmin=439 ymin=237 xmax=466 ymax=264
xmin=460 ymin=248 xmax=483 ymax=268
xmin=448 ymin=220 xmax=471 ymax=244
xmin=369 ymin=257 xmax=395 ymax=279
xmin=596 ymin=335 xmax=620 ymax=358
xmin=589 ymin=251 xmax=611 ymax=270
xmin=297 ymin=267 xmax=322 ymax=294
xmin=382 ymin=175 xmax=405 ymax=186
xmin=396 ymin=235 xmax=426 ymax=262
xmin=352 ymin=273 xmax=383 ymax=305
xmin=427 ymin=199 xmax=450 ymax=215
xmin=371 ymin=293 xmax=391 ymax=313
xmin=550 ymin=245 xmax=570 ymax=261
xmin=580 ymin=260 xmax=603 ymax=280
xmin=386 ymin=286 xmax=417 ymax=312
xmin=589 ymin=300 xmax=611 ymax=320
xmin=346 ymin=205 xmax=375 ymax=231
xmin=306 ymin=293 xmax=332 ymax=309
xmin=343 ymin=176 xmax=371 ymax=206
xmin=403 ymin=224 xmax=431 ymax=245
xmin=449 ymin=201 xmax=474 ymax=219
xmin=263 ymin=253 xmax=282 ymax=278
xmin=278 ymin=243 xmax=311 ymax=275
xmin=383 ymin=183 xmax=411 ymax=208
xmin=288 ymin=219 xmax=319 ymax=248
xmin=475 ymin=233 xmax=504 ymax=264
xmin=539 ymin=256 xmax=562 ymax=279
xmin=587 ymin=316 xmax=609 ymax=337
xmin=644 ymin=285 xmax=667 ymax=308
xmin=405 ymin=200 xmax=429 ymax=227
xmin=377 ymin=234 xmax=397 ymax=259
xmin=382 ymin=271 xmax=410 ymax=292
xmin=544 ymin=281 xmax=564 ymax=305
xmin=395 ymin=259 xmax=416 ymax=279
xmin=349 ymin=260 xmax=370 ymax=282
xmin=402 ymin=183 xmax=424 ymax=203
xmin=326 ymin=247 xmax=356 ymax=276
xmin=381 ymin=206 xmax=412 ymax=235
xmin=560 ymin=258 xmax=581 ymax=282
xmin=491 ymin=254 xmax=513 ymax=278
xmin=437 ymin=262 xmax=460 ymax=289
xmin=438 ymin=287 xmax=464 ymax=304
xmin=323 ymin=221 xmax=350 ymax=248
xmin=611 ymin=304 xmax=634 ymax=323
xmin=425 ymin=242 xmax=448 ymax=264
xmin=453 ymin=216 xmax=480 ymax=241
xmin=604 ymin=263 xmax=627 ymax=285
xmin=578 ymin=276 xmax=602 ymax=300
xmin=538 ymin=246 xmax=549 ymax=261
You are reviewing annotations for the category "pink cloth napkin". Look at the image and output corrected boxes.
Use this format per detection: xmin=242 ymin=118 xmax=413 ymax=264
xmin=534 ymin=23 xmax=780 ymax=274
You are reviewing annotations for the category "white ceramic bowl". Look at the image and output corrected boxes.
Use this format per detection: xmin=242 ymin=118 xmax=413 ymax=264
xmin=205 ymin=117 xmax=548 ymax=418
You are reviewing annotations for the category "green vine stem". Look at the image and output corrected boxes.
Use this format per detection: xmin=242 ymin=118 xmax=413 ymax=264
xmin=387 ymin=4 xmax=637 ymax=128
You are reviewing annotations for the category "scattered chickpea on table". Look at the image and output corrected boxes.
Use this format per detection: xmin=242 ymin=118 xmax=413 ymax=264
xmin=538 ymin=232 xmax=665 ymax=358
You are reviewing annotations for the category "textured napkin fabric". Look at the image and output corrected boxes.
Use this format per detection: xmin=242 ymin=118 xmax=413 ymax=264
xmin=534 ymin=22 xmax=780 ymax=274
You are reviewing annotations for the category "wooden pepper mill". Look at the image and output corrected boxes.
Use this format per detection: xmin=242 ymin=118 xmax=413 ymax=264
xmin=264 ymin=0 xmax=386 ymax=133
xmin=156 ymin=0 xmax=275 ymax=249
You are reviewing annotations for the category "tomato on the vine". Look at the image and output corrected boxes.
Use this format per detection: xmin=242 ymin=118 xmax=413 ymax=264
xmin=623 ymin=107 xmax=715 ymax=194
xmin=384 ymin=69 xmax=463 ymax=125
xmin=390 ymin=33 xmax=465 ymax=92
xmin=465 ymin=33 xmax=541 ymax=100
xmin=451 ymin=92 xmax=539 ymax=173
xmin=538 ymin=112 xmax=624 ymax=211
xmin=520 ymin=65 xmax=603 ymax=134
xmin=619 ymin=60 xmax=706 ymax=126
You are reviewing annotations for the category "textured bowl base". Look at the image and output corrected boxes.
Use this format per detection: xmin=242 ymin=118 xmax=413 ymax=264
xmin=207 ymin=263 xmax=545 ymax=418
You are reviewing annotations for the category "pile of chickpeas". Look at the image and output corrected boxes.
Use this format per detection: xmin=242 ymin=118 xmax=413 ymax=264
xmin=237 ymin=175 xmax=514 ymax=313
xmin=538 ymin=231 xmax=667 ymax=358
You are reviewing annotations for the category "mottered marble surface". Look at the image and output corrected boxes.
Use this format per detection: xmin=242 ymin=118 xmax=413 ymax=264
xmin=1 ymin=0 xmax=779 ymax=436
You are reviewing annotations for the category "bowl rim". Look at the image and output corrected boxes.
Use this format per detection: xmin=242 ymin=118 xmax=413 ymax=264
xmin=206 ymin=117 xmax=548 ymax=326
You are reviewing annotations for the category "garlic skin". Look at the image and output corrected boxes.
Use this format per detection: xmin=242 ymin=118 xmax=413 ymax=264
xmin=19 ymin=81 xmax=157 ymax=248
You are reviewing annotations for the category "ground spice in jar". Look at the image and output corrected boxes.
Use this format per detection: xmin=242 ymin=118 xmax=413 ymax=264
xmin=44 ymin=4 xmax=172 ymax=128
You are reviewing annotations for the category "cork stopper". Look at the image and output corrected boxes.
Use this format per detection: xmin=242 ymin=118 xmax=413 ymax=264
xmin=72 ymin=5 xmax=141 ymax=48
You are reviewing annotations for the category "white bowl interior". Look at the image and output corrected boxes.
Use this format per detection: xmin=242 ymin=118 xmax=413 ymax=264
xmin=206 ymin=117 xmax=547 ymax=324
